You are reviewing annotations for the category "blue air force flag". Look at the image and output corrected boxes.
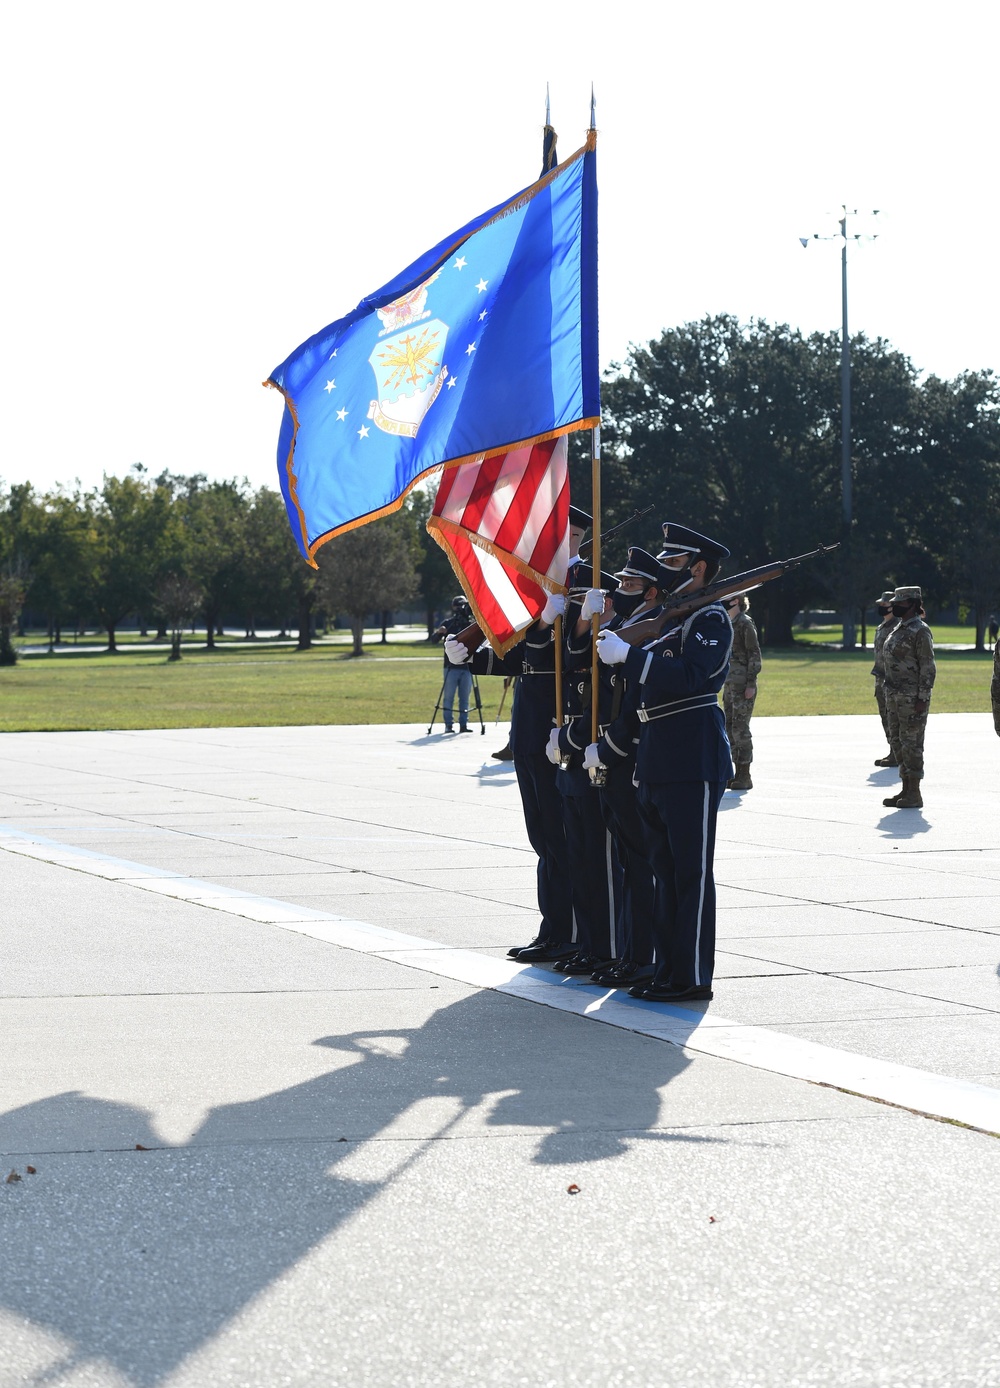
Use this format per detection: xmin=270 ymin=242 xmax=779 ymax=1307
xmin=265 ymin=133 xmax=599 ymax=565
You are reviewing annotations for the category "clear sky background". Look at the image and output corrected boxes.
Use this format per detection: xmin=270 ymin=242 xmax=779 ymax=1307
xmin=2 ymin=0 xmax=997 ymax=496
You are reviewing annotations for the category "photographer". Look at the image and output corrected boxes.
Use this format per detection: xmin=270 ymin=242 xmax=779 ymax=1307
xmin=432 ymin=596 xmax=475 ymax=734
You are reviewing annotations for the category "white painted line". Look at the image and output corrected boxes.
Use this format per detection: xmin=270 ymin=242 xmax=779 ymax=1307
xmin=2 ymin=824 xmax=998 ymax=1136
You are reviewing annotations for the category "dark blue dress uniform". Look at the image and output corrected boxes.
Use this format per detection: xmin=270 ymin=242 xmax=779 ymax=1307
xmin=590 ymin=601 xmax=665 ymax=976
xmin=470 ymin=623 xmax=574 ymax=954
xmin=552 ymin=605 xmax=623 ymax=971
xmin=623 ymin=601 xmax=734 ymax=997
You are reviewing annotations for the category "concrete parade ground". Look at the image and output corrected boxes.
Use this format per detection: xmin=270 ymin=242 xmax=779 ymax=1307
xmin=2 ymin=714 xmax=1000 ymax=1388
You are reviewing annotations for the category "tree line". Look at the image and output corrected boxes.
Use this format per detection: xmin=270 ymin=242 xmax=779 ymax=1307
xmin=570 ymin=315 xmax=1000 ymax=647
xmin=0 ymin=470 xmax=460 ymax=663
xmin=4 ymin=315 xmax=999 ymax=663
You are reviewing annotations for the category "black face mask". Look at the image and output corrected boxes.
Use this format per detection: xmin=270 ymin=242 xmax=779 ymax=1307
xmin=611 ymin=589 xmax=646 ymax=618
xmin=891 ymin=603 xmax=914 ymax=619
xmin=660 ymin=564 xmax=694 ymax=595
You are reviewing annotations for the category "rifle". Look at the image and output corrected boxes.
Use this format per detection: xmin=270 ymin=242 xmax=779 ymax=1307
xmin=578 ymin=505 xmax=655 ymax=560
xmin=611 ymin=543 xmax=840 ymax=647
xmin=449 ymin=505 xmax=658 ymax=656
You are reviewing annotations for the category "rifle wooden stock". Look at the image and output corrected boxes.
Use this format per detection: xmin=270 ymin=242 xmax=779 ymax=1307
xmin=453 ymin=619 xmax=485 ymax=653
xmin=612 ymin=543 xmax=839 ymax=648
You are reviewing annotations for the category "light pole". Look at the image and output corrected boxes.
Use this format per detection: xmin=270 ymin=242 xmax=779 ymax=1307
xmin=800 ymin=207 xmax=879 ymax=650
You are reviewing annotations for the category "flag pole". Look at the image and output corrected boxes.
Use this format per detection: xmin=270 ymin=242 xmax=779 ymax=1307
xmin=544 ymin=86 xmax=564 ymax=730
xmin=588 ymin=85 xmax=602 ymax=746
xmin=590 ymin=425 xmax=602 ymax=743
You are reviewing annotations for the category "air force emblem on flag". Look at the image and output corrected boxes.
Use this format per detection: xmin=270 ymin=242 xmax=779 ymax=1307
xmin=367 ymin=276 xmax=450 ymax=438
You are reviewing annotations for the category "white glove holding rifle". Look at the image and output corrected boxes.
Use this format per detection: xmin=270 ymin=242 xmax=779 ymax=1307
xmin=583 ymin=743 xmax=604 ymax=771
xmin=546 ymin=727 xmax=563 ymax=765
xmin=580 ymin=587 xmax=605 ymax=622
xmin=596 ymin=629 xmax=629 ymax=665
xmin=444 ymin=635 xmax=471 ymax=665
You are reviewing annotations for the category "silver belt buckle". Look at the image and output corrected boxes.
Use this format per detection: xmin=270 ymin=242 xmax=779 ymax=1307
xmin=637 ymin=708 xmax=650 ymax=723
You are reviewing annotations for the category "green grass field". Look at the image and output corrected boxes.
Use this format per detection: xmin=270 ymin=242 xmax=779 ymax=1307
xmin=1 ymin=639 xmax=994 ymax=732
xmin=793 ymin=622 xmax=987 ymax=648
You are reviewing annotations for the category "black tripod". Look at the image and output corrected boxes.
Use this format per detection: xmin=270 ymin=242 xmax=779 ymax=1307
xmin=427 ymin=670 xmax=486 ymax=735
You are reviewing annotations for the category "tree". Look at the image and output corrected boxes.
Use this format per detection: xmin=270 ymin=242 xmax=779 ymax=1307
xmin=0 ymin=484 xmax=34 ymax=662
xmin=183 ymin=480 xmax=250 ymax=649
xmin=921 ymin=370 xmax=1000 ymax=648
xmin=590 ymin=316 xmax=841 ymax=644
xmin=154 ymin=572 xmax=204 ymax=661
xmin=25 ymin=488 xmax=99 ymax=646
xmin=316 ymin=512 xmax=420 ymax=655
xmin=407 ymin=483 xmax=459 ymax=636
xmin=235 ymin=487 xmax=299 ymax=639
xmin=0 ymin=562 xmax=28 ymax=665
xmin=89 ymin=468 xmax=178 ymax=651
xmin=582 ymin=316 xmax=978 ymax=645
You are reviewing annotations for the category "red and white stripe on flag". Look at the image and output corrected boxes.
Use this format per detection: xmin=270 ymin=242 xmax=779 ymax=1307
xmin=426 ymin=436 xmax=570 ymax=655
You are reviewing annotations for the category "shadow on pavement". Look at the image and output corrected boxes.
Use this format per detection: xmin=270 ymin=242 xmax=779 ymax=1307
xmin=474 ymin=762 xmax=517 ymax=782
xmin=877 ymin=810 xmax=931 ymax=838
xmin=0 ymin=990 xmax=712 ymax=1386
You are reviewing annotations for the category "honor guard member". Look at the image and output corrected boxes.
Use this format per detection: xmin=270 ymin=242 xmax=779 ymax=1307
xmin=597 ymin=522 xmax=733 ymax=1003
xmin=871 ymin=590 xmax=898 ymax=766
xmin=544 ymin=562 xmax=624 ymax=977
xmin=445 ymin=505 xmax=593 ymax=962
xmin=576 ymin=547 xmax=670 ymax=987
xmin=722 ymin=593 xmax=761 ymax=790
xmin=881 ymin=586 xmax=935 ymax=810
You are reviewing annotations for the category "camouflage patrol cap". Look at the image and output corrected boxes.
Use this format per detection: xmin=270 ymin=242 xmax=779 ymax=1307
xmin=891 ymin=586 xmax=922 ymax=602
xmin=877 ymin=590 xmax=895 ymax=605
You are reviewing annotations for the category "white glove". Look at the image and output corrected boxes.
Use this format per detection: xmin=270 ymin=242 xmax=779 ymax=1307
xmin=444 ymin=635 xmax=470 ymax=665
xmin=583 ymin=743 xmax=604 ymax=771
xmin=596 ymin=629 xmax=629 ymax=665
xmin=540 ymin=592 xmax=566 ymax=624
xmin=580 ymin=587 xmax=605 ymax=621
xmin=546 ymin=727 xmax=563 ymax=765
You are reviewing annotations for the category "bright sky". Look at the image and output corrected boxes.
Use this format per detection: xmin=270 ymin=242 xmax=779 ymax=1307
xmin=2 ymin=0 xmax=997 ymax=497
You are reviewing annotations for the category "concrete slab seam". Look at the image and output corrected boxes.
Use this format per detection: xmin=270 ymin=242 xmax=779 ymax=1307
xmin=2 ymin=824 xmax=999 ymax=1138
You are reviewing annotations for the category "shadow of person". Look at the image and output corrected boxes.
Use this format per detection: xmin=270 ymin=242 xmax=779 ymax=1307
xmin=0 ymin=989 xmax=713 ymax=1387
xmin=867 ymin=768 xmax=901 ymax=785
xmin=474 ymin=761 xmax=517 ymax=782
xmin=877 ymin=810 xmax=932 ymax=838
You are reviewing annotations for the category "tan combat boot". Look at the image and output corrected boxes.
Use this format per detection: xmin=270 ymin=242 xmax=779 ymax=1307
xmin=730 ymin=763 xmax=753 ymax=790
xmin=894 ymin=774 xmax=923 ymax=809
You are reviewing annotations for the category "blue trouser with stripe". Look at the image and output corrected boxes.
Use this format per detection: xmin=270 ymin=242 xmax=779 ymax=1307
xmin=600 ymin=764 xmax=655 ymax=967
xmin=513 ymin=754 xmax=574 ymax=946
xmin=558 ymin=783 xmax=622 ymax=961
xmin=637 ymin=780 xmax=726 ymax=989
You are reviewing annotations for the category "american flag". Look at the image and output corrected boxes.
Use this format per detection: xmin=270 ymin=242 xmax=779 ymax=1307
xmin=426 ymin=436 xmax=570 ymax=654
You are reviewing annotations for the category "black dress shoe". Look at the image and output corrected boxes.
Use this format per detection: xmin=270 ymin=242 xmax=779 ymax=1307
xmin=628 ymin=982 xmax=714 ymax=1002
xmin=592 ymin=961 xmax=655 ymax=987
xmin=508 ymin=938 xmax=544 ymax=959
xmin=514 ymin=940 xmax=577 ymax=963
xmin=556 ymin=953 xmax=613 ymax=976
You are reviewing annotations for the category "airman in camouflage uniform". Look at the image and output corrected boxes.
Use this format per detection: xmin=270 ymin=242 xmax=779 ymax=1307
xmin=882 ymin=586 xmax=935 ymax=809
xmin=992 ymin=638 xmax=1000 ymax=738
xmin=723 ymin=594 xmax=761 ymax=790
xmin=871 ymin=590 xmax=898 ymax=766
